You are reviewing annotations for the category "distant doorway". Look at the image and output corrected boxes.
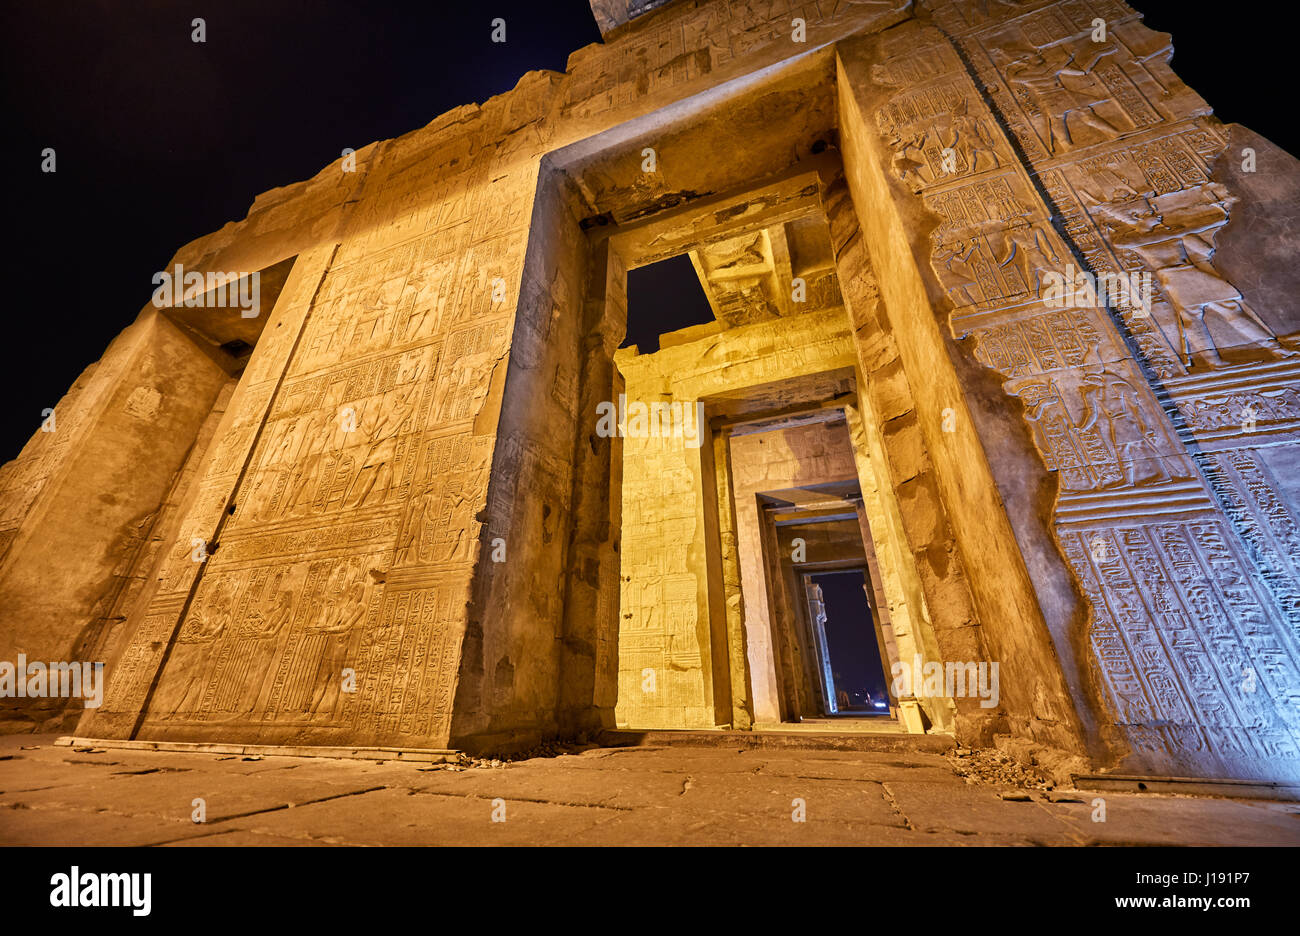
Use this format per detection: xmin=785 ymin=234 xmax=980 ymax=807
xmin=804 ymin=569 xmax=891 ymax=717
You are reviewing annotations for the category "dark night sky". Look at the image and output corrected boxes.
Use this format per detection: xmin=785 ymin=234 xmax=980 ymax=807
xmin=2 ymin=1 xmax=1293 ymax=462
xmin=625 ymin=254 xmax=716 ymax=353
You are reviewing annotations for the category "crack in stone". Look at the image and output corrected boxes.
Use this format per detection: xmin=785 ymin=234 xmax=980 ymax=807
xmin=145 ymin=827 xmax=241 ymax=847
xmin=204 ymin=785 xmax=388 ymax=824
xmin=879 ymin=781 xmax=913 ymax=830
xmin=410 ymin=788 xmax=634 ymax=811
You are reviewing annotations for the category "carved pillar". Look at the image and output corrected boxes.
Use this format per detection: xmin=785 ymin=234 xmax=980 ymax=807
xmin=833 ymin=0 xmax=1300 ymax=779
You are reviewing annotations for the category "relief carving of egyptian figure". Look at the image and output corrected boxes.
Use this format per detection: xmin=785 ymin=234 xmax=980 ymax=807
xmin=398 ymin=267 xmax=440 ymax=342
xmin=397 ymin=486 xmax=444 ymax=565
xmin=932 ymin=239 xmax=981 ymax=306
xmin=240 ymin=574 xmax=296 ymax=641
xmin=884 ymin=100 xmax=1002 ymax=191
xmin=280 ymin=408 xmax=346 ymax=517
xmin=887 ymin=130 xmax=929 ymax=188
xmin=213 ymin=569 xmax=301 ymax=715
xmin=165 ymin=576 xmax=239 ymax=715
xmin=342 ymin=381 xmax=421 ymax=510
xmin=1019 ymin=378 xmax=1110 ymax=489
xmin=945 ymin=104 xmax=1001 ymax=176
xmin=273 ymin=408 xmax=327 ymax=469
xmin=1076 ymin=368 xmax=1172 ymax=488
xmin=244 ymin=408 xmax=329 ymax=519
xmin=1091 ymin=187 xmax=1292 ymax=367
xmin=312 ymin=579 xmax=369 ymax=635
xmin=179 ymin=576 xmax=236 ymax=643
xmin=300 ymin=576 xmax=370 ymax=717
xmin=423 ymin=487 xmax=477 ymax=564
xmin=993 ymin=221 xmax=1062 ymax=299
xmin=352 ymin=276 xmax=404 ymax=350
xmin=998 ymin=38 xmax=1128 ymax=152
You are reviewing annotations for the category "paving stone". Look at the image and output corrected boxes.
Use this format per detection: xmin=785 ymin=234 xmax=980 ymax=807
xmin=2 ymin=736 xmax=1296 ymax=845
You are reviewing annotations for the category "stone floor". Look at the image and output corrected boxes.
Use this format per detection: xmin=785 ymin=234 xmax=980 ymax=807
xmin=1 ymin=733 xmax=1298 ymax=845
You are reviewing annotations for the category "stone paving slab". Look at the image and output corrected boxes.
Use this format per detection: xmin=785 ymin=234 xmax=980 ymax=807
xmin=1045 ymin=795 xmax=1300 ymax=846
xmin=881 ymin=779 xmax=1082 ymax=839
xmin=407 ymin=760 xmax=691 ymax=809
xmin=2 ymin=734 xmax=1298 ymax=846
xmin=1 ymin=802 xmax=195 ymax=847
xmin=164 ymin=828 xmax=332 ymax=846
xmin=4 ymin=769 xmax=384 ymax=826
xmin=230 ymin=787 xmax=615 ymax=846
xmin=745 ymin=752 xmax=958 ymax=784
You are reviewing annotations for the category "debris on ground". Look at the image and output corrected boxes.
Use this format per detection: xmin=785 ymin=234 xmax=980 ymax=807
xmin=419 ymin=752 xmax=506 ymax=772
xmin=504 ymin=740 xmax=598 ymax=762
xmin=418 ymin=738 xmax=601 ymax=771
xmin=948 ymin=747 xmax=1053 ymax=791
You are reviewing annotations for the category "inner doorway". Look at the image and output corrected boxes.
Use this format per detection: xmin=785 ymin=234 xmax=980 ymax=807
xmin=745 ymin=429 xmax=902 ymax=727
xmin=804 ymin=569 xmax=891 ymax=717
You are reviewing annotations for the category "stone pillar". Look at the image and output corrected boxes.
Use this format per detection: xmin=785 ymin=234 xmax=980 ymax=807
xmin=555 ymin=239 xmax=626 ymax=737
xmin=832 ymin=0 xmax=1300 ymax=780
xmin=834 ymin=22 xmax=1090 ymax=755
xmin=0 ymin=309 xmax=232 ymax=731
xmin=712 ymin=427 xmax=755 ymax=729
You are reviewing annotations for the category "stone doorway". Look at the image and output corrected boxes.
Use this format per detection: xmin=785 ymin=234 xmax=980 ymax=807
xmin=803 ymin=569 xmax=894 ymax=718
xmin=532 ymin=48 xmax=966 ymax=739
xmin=723 ymin=405 xmax=895 ymax=728
xmin=605 ymin=209 xmax=941 ymax=731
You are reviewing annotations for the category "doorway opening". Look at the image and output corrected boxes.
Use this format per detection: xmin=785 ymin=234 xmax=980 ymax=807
xmin=729 ymin=406 xmax=900 ymax=727
xmin=804 ymin=570 xmax=891 ymax=717
xmin=622 ymin=253 xmax=715 ymax=354
xmin=519 ymin=39 xmax=964 ymax=743
xmin=590 ymin=155 xmax=923 ymax=732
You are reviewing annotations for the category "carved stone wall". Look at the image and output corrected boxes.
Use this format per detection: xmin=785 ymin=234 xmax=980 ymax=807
xmin=47 ymin=0 xmax=915 ymax=752
xmin=839 ymin=0 xmax=1300 ymax=780
xmin=4 ymin=0 xmax=1298 ymax=780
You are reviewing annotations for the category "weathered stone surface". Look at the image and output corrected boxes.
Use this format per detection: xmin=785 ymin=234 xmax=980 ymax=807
xmin=1 ymin=734 xmax=1297 ymax=845
xmin=2 ymin=0 xmax=1299 ymax=792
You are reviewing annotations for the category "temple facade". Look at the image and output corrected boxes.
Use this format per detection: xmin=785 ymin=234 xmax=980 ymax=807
xmin=3 ymin=0 xmax=1300 ymax=784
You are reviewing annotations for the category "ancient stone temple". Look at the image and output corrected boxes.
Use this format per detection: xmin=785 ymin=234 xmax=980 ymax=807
xmin=3 ymin=0 xmax=1299 ymax=786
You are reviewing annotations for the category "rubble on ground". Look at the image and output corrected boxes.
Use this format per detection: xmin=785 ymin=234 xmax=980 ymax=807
xmin=948 ymin=747 xmax=1053 ymax=791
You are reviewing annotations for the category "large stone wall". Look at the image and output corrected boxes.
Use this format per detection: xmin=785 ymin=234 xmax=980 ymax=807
xmin=1 ymin=0 xmax=1297 ymax=783
xmin=0 ymin=311 xmax=234 ymax=731
xmin=31 ymin=0 xmax=911 ymax=750
xmin=837 ymin=0 xmax=1300 ymax=780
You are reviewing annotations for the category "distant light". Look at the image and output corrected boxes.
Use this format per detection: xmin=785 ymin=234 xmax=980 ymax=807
xmin=873 ymin=701 xmax=887 ymax=709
